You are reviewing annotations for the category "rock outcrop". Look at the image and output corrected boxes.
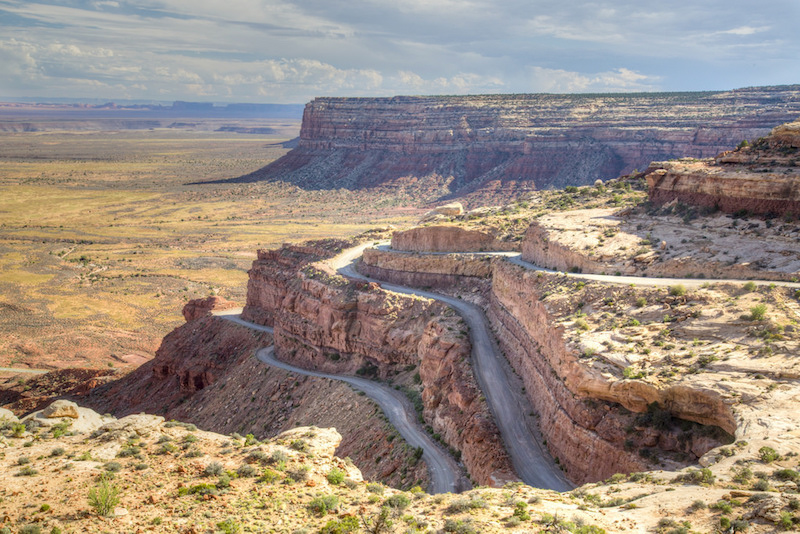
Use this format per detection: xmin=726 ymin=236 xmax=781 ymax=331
xmin=647 ymin=120 xmax=800 ymax=216
xmin=359 ymin=245 xmax=736 ymax=484
xmin=392 ymin=225 xmax=518 ymax=252
xmin=182 ymin=296 xmax=238 ymax=321
xmin=242 ymin=242 xmax=516 ymax=486
xmin=232 ymin=87 xmax=800 ymax=204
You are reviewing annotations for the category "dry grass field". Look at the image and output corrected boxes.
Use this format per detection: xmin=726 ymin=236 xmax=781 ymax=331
xmin=0 ymin=125 xmax=424 ymax=372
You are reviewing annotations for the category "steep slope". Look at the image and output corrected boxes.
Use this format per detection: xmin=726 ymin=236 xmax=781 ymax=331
xmin=82 ymin=311 xmax=429 ymax=489
xmin=230 ymin=86 xmax=800 ymax=205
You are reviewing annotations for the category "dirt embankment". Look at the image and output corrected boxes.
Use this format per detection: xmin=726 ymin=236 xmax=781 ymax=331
xmin=82 ymin=311 xmax=428 ymax=489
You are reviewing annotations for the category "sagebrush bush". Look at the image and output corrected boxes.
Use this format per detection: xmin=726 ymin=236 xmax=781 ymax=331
xmin=88 ymin=476 xmax=121 ymax=516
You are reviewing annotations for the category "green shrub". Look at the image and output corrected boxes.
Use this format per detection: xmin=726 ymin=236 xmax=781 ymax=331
xmin=750 ymin=304 xmax=767 ymax=321
xmin=258 ymin=468 xmax=280 ymax=484
xmin=635 ymin=297 xmax=647 ymax=307
xmin=308 ymin=495 xmax=339 ymax=516
xmin=204 ymin=462 xmax=224 ymax=476
xmin=216 ymin=519 xmax=241 ymax=534
xmin=104 ymin=461 xmax=122 ymax=472
xmin=385 ymin=493 xmax=411 ymax=510
xmin=319 ymin=516 xmax=360 ymax=534
xmin=446 ymin=495 xmax=487 ymax=514
xmin=779 ymin=511 xmax=794 ymax=530
xmin=442 ymin=519 xmax=478 ymax=534
xmin=88 ymin=476 xmax=121 ymax=516
xmin=50 ymin=447 xmax=65 ymax=457
xmin=366 ymin=483 xmax=384 ymax=495
xmin=17 ymin=465 xmax=38 ymax=477
xmin=759 ymin=446 xmax=780 ymax=463
xmin=290 ymin=439 xmax=309 ymax=452
xmin=673 ymin=468 xmax=714 ymax=485
xmin=669 ymin=285 xmax=686 ymax=297
xmin=327 ymin=467 xmax=345 ymax=485
xmin=18 ymin=526 xmax=41 ymax=534
xmin=743 ymin=281 xmax=757 ymax=292
xmin=774 ymin=468 xmax=799 ymax=481
xmin=236 ymin=464 xmax=257 ymax=478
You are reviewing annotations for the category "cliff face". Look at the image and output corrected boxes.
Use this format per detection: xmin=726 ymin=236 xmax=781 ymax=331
xmin=647 ymin=120 xmax=800 ymax=216
xmin=359 ymin=248 xmax=735 ymax=483
xmin=233 ymin=87 xmax=800 ymax=204
xmin=242 ymin=243 xmax=516 ymax=486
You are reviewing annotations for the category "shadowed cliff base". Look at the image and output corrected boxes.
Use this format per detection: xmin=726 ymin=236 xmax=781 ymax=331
xmin=209 ymin=87 xmax=800 ymax=207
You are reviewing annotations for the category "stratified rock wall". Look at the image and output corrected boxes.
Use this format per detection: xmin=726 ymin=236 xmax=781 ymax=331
xmin=234 ymin=87 xmax=800 ymax=202
xmin=242 ymin=245 xmax=516 ymax=486
xmin=647 ymin=120 xmax=800 ymax=216
xmin=488 ymin=262 xmax=734 ymax=483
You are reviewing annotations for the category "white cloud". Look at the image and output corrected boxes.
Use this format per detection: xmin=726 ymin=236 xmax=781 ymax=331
xmin=718 ymin=26 xmax=770 ymax=36
xmin=528 ymin=66 xmax=658 ymax=93
xmin=0 ymin=0 xmax=797 ymax=102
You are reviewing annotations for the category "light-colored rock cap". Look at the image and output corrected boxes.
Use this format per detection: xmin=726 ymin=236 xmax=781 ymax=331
xmin=275 ymin=426 xmax=342 ymax=458
xmin=21 ymin=400 xmax=113 ymax=434
xmin=0 ymin=407 xmax=19 ymax=423
xmin=430 ymin=202 xmax=464 ymax=216
xmin=42 ymin=399 xmax=80 ymax=419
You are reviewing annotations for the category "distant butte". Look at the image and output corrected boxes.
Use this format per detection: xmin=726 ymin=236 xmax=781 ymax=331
xmin=227 ymin=86 xmax=800 ymax=206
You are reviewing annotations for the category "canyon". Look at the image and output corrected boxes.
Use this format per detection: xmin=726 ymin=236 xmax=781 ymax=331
xmin=232 ymin=86 xmax=800 ymax=204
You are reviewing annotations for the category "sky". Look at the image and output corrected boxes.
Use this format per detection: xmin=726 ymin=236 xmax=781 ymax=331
xmin=1 ymin=0 xmax=798 ymax=104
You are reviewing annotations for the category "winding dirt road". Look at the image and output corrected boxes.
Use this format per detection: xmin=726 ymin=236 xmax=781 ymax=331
xmin=213 ymin=310 xmax=466 ymax=494
xmin=216 ymin=241 xmax=800 ymax=495
xmin=333 ymin=244 xmax=573 ymax=491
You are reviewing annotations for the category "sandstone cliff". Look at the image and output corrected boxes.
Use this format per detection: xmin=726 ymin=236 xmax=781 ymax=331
xmin=232 ymin=87 xmax=800 ymax=205
xmin=647 ymin=120 xmax=800 ymax=216
xmin=242 ymin=242 xmax=516 ymax=486
xmin=359 ymin=247 xmax=738 ymax=483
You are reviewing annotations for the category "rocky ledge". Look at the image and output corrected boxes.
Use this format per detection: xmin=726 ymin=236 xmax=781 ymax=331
xmin=647 ymin=120 xmax=800 ymax=216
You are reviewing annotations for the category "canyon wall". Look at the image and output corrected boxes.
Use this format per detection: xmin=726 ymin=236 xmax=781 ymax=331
xmin=647 ymin=120 xmax=800 ymax=216
xmin=488 ymin=262 xmax=734 ymax=483
xmin=233 ymin=87 xmax=800 ymax=204
xmin=391 ymin=225 xmax=518 ymax=252
xmin=358 ymin=248 xmax=494 ymax=289
xmin=242 ymin=244 xmax=516 ymax=487
xmin=358 ymin=247 xmax=735 ymax=483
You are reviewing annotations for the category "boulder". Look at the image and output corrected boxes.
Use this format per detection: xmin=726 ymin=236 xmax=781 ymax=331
xmin=431 ymin=202 xmax=464 ymax=217
xmin=22 ymin=403 xmax=111 ymax=434
xmin=42 ymin=399 xmax=80 ymax=419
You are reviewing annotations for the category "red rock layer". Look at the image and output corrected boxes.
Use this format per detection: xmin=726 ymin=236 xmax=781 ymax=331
xmin=358 ymin=249 xmax=733 ymax=483
xmin=233 ymin=88 xmax=800 ymax=203
xmin=647 ymin=120 xmax=800 ymax=216
xmin=391 ymin=226 xmax=518 ymax=252
xmin=242 ymin=247 xmax=516 ymax=486
xmin=489 ymin=262 xmax=733 ymax=483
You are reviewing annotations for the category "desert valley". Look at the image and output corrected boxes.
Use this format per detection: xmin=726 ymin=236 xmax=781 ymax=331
xmin=2 ymin=86 xmax=800 ymax=534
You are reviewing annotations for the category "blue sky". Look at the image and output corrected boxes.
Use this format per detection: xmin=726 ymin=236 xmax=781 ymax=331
xmin=1 ymin=0 xmax=798 ymax=103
